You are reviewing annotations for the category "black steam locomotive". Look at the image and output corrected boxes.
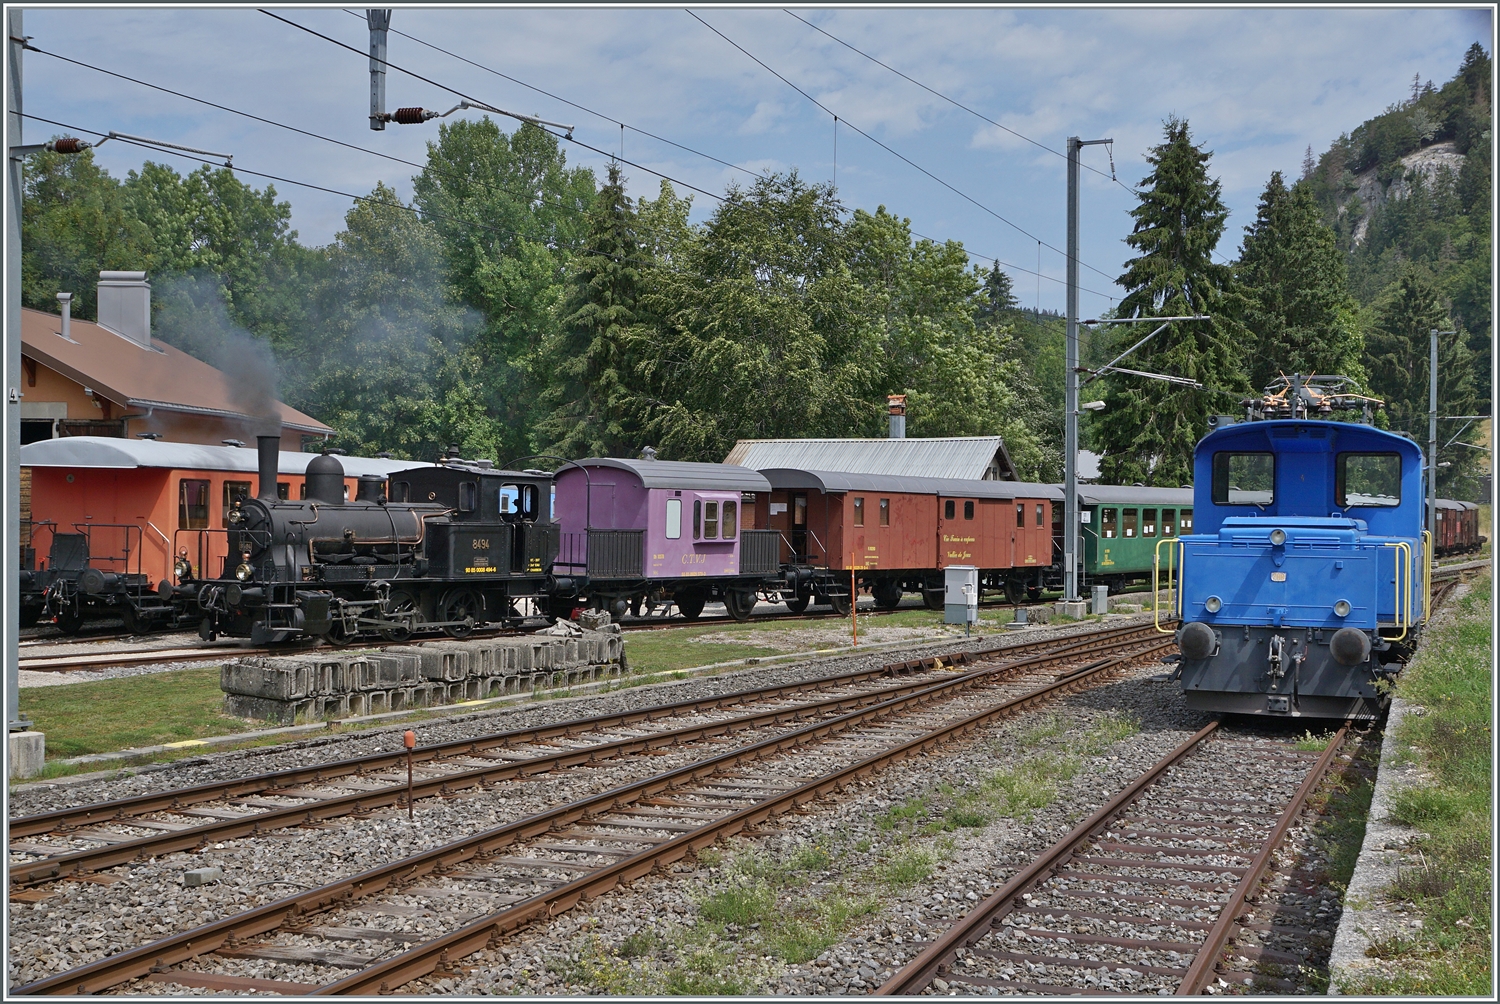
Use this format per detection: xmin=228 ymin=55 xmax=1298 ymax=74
xmin=179 ymin=434 xmax=556 ymax=644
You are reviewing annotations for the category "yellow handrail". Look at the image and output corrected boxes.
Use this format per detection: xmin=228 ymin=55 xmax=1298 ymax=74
xmin=1153 ymin=537 xmax=1184 ymax=634
xmin=1421 ymin=530 xmax=1432 ymax=622
xmin=1383 ymin=541 xmax=1413 ymax=641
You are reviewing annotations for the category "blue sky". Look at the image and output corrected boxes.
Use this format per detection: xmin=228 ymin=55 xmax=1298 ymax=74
xmin=18 ymin=5 xmax=1493 ymax=318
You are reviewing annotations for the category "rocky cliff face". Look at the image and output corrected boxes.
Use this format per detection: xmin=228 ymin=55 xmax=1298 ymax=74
xmin=1339 ymin=141 xmax=1466 ymax=243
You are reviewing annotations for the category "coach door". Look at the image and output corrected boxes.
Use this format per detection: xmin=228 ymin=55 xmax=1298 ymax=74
xmin=939 ymin=496 xmax=979 ymax=566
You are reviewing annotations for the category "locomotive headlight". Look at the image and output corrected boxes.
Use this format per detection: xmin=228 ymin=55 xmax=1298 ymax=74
xmin=1333 ymin=599 xmax=1352 ymax=618
xmin=234 ymin=562 xmax=254 ymax=582
xmin=1269 ymin=529 xmax=1287 ymax=546
xmin=174 ymin=556 xmax=192 ymax=581
xmin=1204 ymin=595 xmax=1222 ymax=614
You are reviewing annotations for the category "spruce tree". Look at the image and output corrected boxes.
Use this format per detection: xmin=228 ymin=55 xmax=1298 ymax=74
xmin=1237 ymin=171 xmax=1364 ymax=390
xmin=1365 ymin=267 xmax=1478 ymax=491
xmin=1092 ymin=118 xmax=1249 ymax=487
xmin=976 ymin=260 xmax=1017 ymax=325
xmin=538 ymin=162 xmax=649 ymax=459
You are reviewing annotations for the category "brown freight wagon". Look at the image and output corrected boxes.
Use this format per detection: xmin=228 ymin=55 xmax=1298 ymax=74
xmin=756 ymin=469 xmax=1062 ymax=612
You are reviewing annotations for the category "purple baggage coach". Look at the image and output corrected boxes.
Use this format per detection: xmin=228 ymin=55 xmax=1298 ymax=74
xmin=552 ymin=459 xmax=782 ymax=619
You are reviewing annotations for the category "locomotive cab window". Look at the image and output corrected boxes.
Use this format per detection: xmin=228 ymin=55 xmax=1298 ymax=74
xmin=1101 ymin=507 xmax=1118 ymax=538
xmin=223 ymin=481 xmax=251 ymax=524
xmin=458 ymin=481 xmax=479 ymax=513
xmin=499 ymin=483 xmax=520 ymax=517
xmin=853 ymin=497 xmax=865 ymax=527
xmin=179 ymin=479 xmax=210 ymax=530
xmin=704 ymin=501 xmax=720 ymax=539
xmin=879 ymin=499 xmax=890 ymax=526
xmin=1142 ymin=508 xmax=1157 ymax=537
xmin=1162 ymin=509 xmax=1177 ymax=537
xmin=723 ymin=501 xmax=738 ymax=539
xmin=391 ymin=481 xmax=410 ymax=503
xmin=1212 ymin=452 xmax=1275 ymax=506
xmin=1337 ymin=453 xmax=1402 ymax=508
xmin=1123 ymin=508 xmax=1138 ymax=538
xmin=666 ymin=498 xmax=682 ymax=539
xmin=944 ymin=499 xmax=956 ymax=520
xmin=964 ymin=500 xmax=975 ymax=520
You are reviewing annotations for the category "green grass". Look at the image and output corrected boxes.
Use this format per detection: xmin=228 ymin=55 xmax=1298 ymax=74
xmin=876 ymin=845 xmax=935 ymax=889
xmin=1342 ymin=572 xmax=1492 ymax=996
xmin=18 ymin=667 xmax=251 ymax=759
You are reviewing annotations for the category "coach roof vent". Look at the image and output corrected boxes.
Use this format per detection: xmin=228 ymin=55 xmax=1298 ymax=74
xmin=96 ymin=271 xmax=152 ymax=349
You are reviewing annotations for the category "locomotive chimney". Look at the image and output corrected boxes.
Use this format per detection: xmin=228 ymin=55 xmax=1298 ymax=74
xmin=887 ymin=394 xmax=907 ymax=440
xmin=256 ymin=427 xmax=281 ymax=501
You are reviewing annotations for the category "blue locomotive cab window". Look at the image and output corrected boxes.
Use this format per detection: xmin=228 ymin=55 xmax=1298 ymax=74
xmin=1338 ymin=453 xmax=1401 ymax=508
xmin=1212 ymin=452 xmax=1275 ymax=506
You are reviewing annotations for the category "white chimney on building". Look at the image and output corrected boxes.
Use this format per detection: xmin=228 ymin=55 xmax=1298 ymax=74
xmin=56 ymin=292 xmax=73 ymax=341
xmin=96 ymin=271 xmax=151 ymax=348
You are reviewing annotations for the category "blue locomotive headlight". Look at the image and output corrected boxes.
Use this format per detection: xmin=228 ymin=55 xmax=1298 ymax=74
xmin=1204 ymin=595 xmax=1222 ymax=614
xmin=1333 ymin=599 xmax=1351 ymax=618
xmin=235 ymin=562 xmax=254 ymax=582
xmin=1269 ymin=528 xmax=1286 ymax=546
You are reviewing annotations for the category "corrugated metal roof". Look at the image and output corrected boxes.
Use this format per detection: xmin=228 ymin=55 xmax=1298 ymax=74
xmin=762 ymin=468 xmax=1060 ymax=500
xmin=1070 ymin=485 xmax=1195 ymax=506
xmin=1434 ymin=498 xmax=1472 ymax=511
xmin=20 ymin=436 xmax=431 ymax=478
xmin=572 ymin=458 xmax=772 ymax=492
xmin=725 ymin=437 xmax=1014 ymax=480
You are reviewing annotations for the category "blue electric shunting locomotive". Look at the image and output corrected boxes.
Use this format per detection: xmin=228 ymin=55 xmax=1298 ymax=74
xmin=1162 ymin=377 xmax=1428 ymax=719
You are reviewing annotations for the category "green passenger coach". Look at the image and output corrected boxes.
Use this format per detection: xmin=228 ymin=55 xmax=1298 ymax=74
xmin=1076 ymin=485 xmax=1195 ymax=587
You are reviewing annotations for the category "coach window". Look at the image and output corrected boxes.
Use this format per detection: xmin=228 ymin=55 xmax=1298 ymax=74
xmin=666 ymin=498 xmax=682 ymax=539
xmin=964 ymin=501 xmax=975 ymax=520
xmin=944 ymin=499 xmax=956 ymax=520
xmin=179 ymin=479 xmax=210 ymax=530
xmin=705 ymin=501 xmax=720 ymax=539
xmin=1015 ymin=503 xmax=1025 ymax=528
xmin=278 ymin=482 xmax=290 ymax=500
xmin=693 ymin=499 xmax=702 ymax=540
xmin=793 ymin=494 xmax=807 ymax=528
xmin=222 ymin=481 xmax=251 ymax=524
xmin=1337 ymin=453 xmax=1402 ymax=507
xmin=1181 ymin=509 xmax=1194 ymax=534
xmin=1035 ymin=503 xmax=1045 ymax=527
xmin=854 ymin=497 xmax=865 ymax=527
xmin=1142 ymin=508 xmax=1157 ymax=537
xmin=1101 ymin=507 xmax=1117 ymax=538
xmin=723 ymin=501 xmax=738 ymax=539
xmin=1212 ymin=452 xmax=1275 ymax=506
xmin=879 ymin=498 xmax=890 ymax=526
xmin=1122 ymin=508 xmax=1138 ymax=538
xmin=1162 ymin=509 xmax=1177 ymax=537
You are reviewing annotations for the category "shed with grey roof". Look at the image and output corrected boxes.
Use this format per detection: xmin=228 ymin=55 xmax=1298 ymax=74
xmin=726 ymin=436 xmax=1017 ymax=481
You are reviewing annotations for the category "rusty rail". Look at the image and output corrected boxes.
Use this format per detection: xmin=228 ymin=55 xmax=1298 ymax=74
xmin=12 ymin=633 xmax=1170 ymax=995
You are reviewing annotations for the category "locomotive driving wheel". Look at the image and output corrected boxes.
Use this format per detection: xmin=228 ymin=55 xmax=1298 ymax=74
xmin=380 ymin=590 xmax=423 ymax=642
xmin=440 ymin=588 xmax=484 ymax=639
xmin=55 ymin=601 xmax=84 ymax=635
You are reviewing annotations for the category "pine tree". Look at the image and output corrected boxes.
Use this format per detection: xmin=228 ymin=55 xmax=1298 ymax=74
xmin=1092 ymin=118 xmax=1249 ymax=487
xmin=538 ymin=162 xmax=649 ymax=459
xmin=976 ymin=260 xmax=1017 ymax=325
xmin=1237 ymin=171 xmax=1364 ymax=389
xmin=1301 ymin=145 xmax=1316 ymax=182
xmin=1366 ymin=268 xmax=1478 ymax=491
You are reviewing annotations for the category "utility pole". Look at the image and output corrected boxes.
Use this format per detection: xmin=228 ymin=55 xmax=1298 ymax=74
xmin=1062 ymin=135 xmax=1111 ymax=615
xmin=367 ymin=9 xmax=392 ymax=131
xmin=6 ymin=11 xmax=24 ymax=737
xmin=1428 ymin=328 xmax=1456 ymax=559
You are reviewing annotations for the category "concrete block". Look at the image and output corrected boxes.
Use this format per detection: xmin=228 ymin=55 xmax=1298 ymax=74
xmin=224 ymin=694 xmax=298 ymax=725
xmin=221 ymin=660 xmax=312 ymax=701
xmin=418 ymin=643 xmax=469 ymax=682
xmin=8 ymin=731 xmax=46 ymax=779
xmin=1054 ymin=599 xmax=1088 ymax=620
xmin=577 ymin=608 xmax=612 ymax=630
xmin=183 ymin=866 xmax=224 ymax=887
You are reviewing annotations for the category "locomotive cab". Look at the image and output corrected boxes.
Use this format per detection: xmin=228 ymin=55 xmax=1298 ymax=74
xmin=391 ymin=463 xmax=558 ymax=577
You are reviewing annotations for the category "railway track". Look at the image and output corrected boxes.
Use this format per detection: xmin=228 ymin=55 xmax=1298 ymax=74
xmin=10 ymin=625 xmax=1173 ymax=995
xmin=875 ymin=720 xmax=1349 ymax=996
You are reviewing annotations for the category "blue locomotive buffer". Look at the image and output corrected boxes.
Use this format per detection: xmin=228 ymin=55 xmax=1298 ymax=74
xmin=1170 ymin=420 xmax=1427 ymax=719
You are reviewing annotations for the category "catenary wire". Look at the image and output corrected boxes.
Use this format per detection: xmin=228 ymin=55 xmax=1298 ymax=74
xmin=686 ymin=9 xmax=1119 ymax=286
xmin=258 ymin=8 xmax=1120 ymax=298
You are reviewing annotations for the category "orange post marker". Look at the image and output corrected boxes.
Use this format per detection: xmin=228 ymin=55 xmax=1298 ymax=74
xmin=850 ymin=565 xmax=857 ymax=647
xmin=404 ymin=730 xmax=416 ymax=819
